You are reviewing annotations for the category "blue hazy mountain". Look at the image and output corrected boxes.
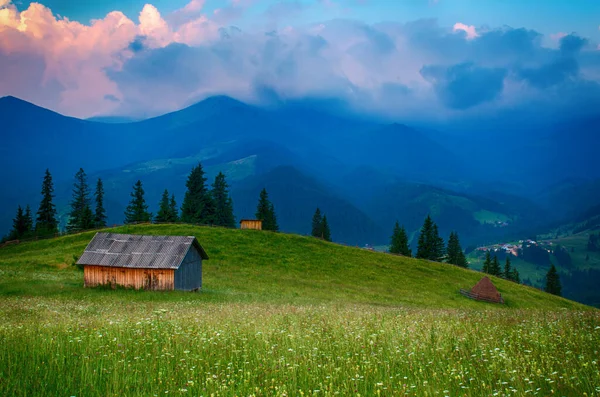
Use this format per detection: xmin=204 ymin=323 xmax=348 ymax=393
xmin=1 ymin=95 xmax=598 ymax=246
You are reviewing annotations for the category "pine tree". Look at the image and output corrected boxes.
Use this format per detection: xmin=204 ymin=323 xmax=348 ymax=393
xmin=416 ymin=215 xmax=435 ymax=259
xmin=446 ymin=231 xmax=468 ymax=267
xmin=169 ymin=194 xmax=179 ymax=222
xmin=432 ymin=224 xmax=445 ymax=262
xmin=124 ymin=180 xmax=151 ymax=224
xmin=67 ymin=168 xmax=94 ymax=233
xmin=256 ymin=188 xmax=278 ymax=231
xmin=155 ymin=190 xmax=171 ymax=223
xmin=490 ymin=255 xmax=501 ymax=276
xmin=211 ymin=172 xmax=235 ymax=228
xmin=94 ymin=178 xmax=107 ymax=228
xmin=36 ymin=169 xmax=58 ymax=235
xmin=390 ymin=221 xmax=411 ymax=256
xmin=267 ymin=203 xmax=279 ymax=232
xmin=9 ymin=206 xmax=27 ymax=240
xmin=181 ymin=163 xmax=214 ymax=224
xmin=504 ymin=256 xmax=512 ymax=279
xmin=416 ymin=215 xmax=445 ymax=261
xmin=311 ymin=208 xmax=323 ymax=238
xmin=510 ymin=267 xmax=521 ymax=284
xmin=23 ymin=205 xmax=34 ymax=236
xmin=545 ymin=264 xmax=562 ymax=296
xmin=482 ymin=251 xmax=492 ymax=274
xmin=321 ymin=215 xmax=331 ymax=242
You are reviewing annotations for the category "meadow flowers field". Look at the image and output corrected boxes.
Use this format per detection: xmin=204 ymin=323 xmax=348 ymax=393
xmin=1 ymin=298 xmax=599 ymax=396
xmin=0 ymin=225 xmax=598 ymax=396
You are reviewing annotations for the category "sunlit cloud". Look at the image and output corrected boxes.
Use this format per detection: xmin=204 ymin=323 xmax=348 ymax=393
xmin=0 ymin=0 xmax=598 ymax=120
xmin=453 ymin=22 xmax=479 ymax=40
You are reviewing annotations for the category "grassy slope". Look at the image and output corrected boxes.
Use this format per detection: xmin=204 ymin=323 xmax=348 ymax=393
xmin=2 ymin=225 xmax=599 ymax=397
xmin=0 ymin=224 xmax=585 ymax=310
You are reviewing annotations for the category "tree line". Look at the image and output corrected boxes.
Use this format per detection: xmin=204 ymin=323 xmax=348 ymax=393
xmin=481 ymin=251 xmax=520 ymax=283
xmin=388 ymin=215 xmax=468 ymax=268
xmin=4 ymin=169 xmax=104 ymax=241
xmin=4 ymin=163 xmax=281 ymax=241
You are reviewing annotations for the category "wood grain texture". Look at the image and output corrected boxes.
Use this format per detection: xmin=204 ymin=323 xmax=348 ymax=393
xmin=84 ymin=265 xmax=175 ymax=290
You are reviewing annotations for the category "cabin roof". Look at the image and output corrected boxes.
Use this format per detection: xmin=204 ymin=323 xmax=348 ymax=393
xmin=76 ymin=232 xmax=208 ymax=270
xmin=240 ymin=219 xmax=262 ymax=223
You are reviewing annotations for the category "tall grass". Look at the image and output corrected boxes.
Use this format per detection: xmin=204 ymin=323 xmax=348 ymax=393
xmin=1 ymin=300 xmax=599 ymax=396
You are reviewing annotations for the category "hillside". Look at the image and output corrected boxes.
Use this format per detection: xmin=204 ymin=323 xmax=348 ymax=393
xmin=231 ymin=166 xmax=386 ymax=245
xmin=2 ymin=224 xmax=598 ymax=397
xmin=0 ymin=224 xmax=584 ymax=309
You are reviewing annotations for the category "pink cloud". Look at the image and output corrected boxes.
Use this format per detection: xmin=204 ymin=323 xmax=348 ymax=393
xmin=453 ymin=22 xmax=478 ymax=40
xmin=550 ymin=32 xmax=567 ymax=41
xmin=0 ymin=0 xmax=220 ymax=116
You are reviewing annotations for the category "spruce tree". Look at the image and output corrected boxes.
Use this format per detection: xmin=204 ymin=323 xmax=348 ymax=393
xmin=24 ymin=205 xmax=34 ymax=236
xmin=169 ymin=194 xmax=179 ymax=222
xmin=67 ymin=168 xmax=94 ymax=233
xmin=94 ymin=178 xmax=107 ymax=228
xmin=416 ymin=215 xmax=434 ymax=259
xmin=390 ymin=221 xmax=411 ymax=256
xmin=124 ymin=180 xmax=151 ymax=224
xmin=321 ymin=215 xmax=331 ymax=242
xmin=9 ymin=206 xmax=27 ymax=240
xmin=256 ymin=189 xmax=279 ymax=231
xmin=504 ymin=256 xmax=512 ymax=279
xmin=511 ymin=267 xmax=521 ymax=284
xmin=489 ymin=255 xmax=501 ymax=276
xmin=312 ymin=208 xmax=323 ymax=238
xmin=431 ymin=224 xmax=445 ymax=262
xmin=181 ymin=163 xmax=214 ymax=224
xmin=36 ymin=169 xmax=58 ymax=235
xmin=482 ymin=251 xmax=492 ymax=274
xmin=155 ymin=190 xmax=171 ymax=223
xmin=211 ymin=172 xmax=235 ymax=228
xmin=545 ymin=264 xmax=562 ymax=296
xmin=267 ymin=202 xmax=279 ymax=232
xmin=446 ymin=231 xmax=468 ymax=267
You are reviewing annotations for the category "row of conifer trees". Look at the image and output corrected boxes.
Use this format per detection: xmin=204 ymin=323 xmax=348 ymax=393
xmin=123 ymin=163 xmax=280 ymax=231
xmin=4 ymin=169 xmax=103 ymax=241
xmin=5 ymin=163 xmax=281 ymax=240
xmin=388 ymin=215 xmax=469 ymax=268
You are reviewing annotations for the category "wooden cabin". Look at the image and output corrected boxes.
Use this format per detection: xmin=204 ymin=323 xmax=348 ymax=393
xmin=77 ymin=232 xmax=208 ymax=291
xmin=240 ymin=219 xmax=263 ymax=230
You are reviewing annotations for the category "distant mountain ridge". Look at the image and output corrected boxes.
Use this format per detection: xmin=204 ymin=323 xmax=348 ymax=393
xmin=1 ymin=95 xmax=596 ymax=248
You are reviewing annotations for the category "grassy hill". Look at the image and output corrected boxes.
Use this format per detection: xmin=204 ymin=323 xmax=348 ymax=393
xmin=0 ymin=224 xmax=582 ymax=309
xmin=1 ymin=224 xmax=598 ymax=397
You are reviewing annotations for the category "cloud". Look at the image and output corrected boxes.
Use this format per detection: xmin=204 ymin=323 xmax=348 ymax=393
xmin=453 ymin=23 xmax=478 ymax=40
xmin=420 ymin=63 xmax=507 ymax=109
xmin=518 ymin=58 xmax=579 ymax=89
xmin=559 ymin=34 xmax=587 ymax=54
xmin=104 ymin=94 xmax=120 ymax=102
xmin=0 ymin=1 xmax=598 ymax=121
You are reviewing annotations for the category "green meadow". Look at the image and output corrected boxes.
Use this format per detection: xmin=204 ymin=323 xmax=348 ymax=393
xmin=0 ymin=224 xmax=598 ymax=396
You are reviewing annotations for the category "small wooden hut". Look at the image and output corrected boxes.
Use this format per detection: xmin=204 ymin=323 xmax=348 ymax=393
xmin=240 ymin=219 xmax=263 ymax=230
xmin=77 ymin=232 xmax=208 ymax=291
xmin=460 ymin=276 xmax=504 ymax=304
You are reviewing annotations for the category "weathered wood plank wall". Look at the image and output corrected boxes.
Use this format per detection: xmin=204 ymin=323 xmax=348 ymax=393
xmin=240 ymin=220 xmax=262 ymax=230
xmin=84 ymin=265 xmax=175 ymax=290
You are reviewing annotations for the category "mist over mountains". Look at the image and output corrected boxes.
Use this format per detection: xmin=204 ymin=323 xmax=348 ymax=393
xmin=1 ymin=94 xmax=599 ymax=247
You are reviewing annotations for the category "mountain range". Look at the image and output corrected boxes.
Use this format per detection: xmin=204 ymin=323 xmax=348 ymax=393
xmin=1 ymin=95 xmax=599 ymax=248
